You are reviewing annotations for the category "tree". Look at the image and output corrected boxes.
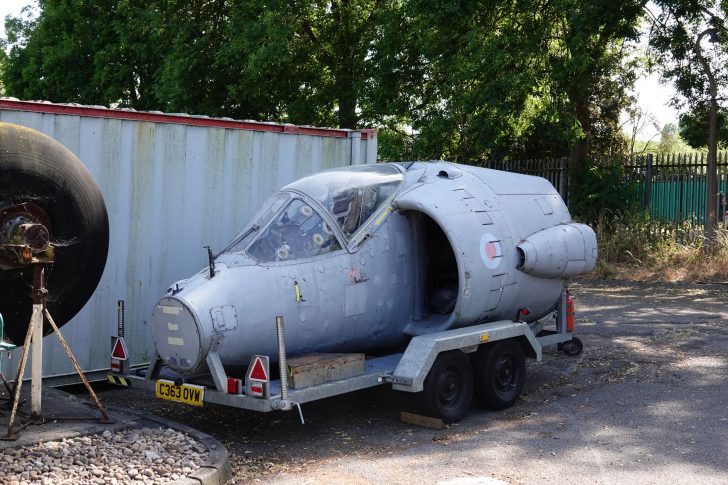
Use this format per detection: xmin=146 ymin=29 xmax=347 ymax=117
xmin=2 ymin=0 xmax=647 ymax=166
xmin=370 ymin=1 xmax=555 ymax=162
xmin=648 ymin=1 xmax=728 ymax=245
xmin=218 ymin=0 xmax=385 ymax=128
xmin=2 ymin=0 xmax=390 ymax=127
xmin=371 ymin=1 xmax=645 ymax=163
xmin=678 ymin=105 xmax=728 ymax=147
xmin=623 ymin=106 xmax=660 ymax=156
xmin=2 ymin=0 xmax=164 ymax=110
xmin=542 ymin=0 xmax=645 ymax=182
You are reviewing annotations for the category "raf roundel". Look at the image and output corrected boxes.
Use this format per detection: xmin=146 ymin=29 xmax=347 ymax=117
xmin=479 ymin=233 xmax=502 ymax=269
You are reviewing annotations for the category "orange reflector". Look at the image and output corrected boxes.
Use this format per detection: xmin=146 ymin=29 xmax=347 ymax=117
xmin=21 ymin=246 xmax=32 ymax=263
xmin=227 ymin=378 xmax=242 ymax=394
xmin=249 ymin=357 xmax=268 ymax=381
xmin=566 ymin=293 xmax=575 ymax=332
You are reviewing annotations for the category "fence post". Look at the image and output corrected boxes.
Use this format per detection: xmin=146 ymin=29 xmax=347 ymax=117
xmin=559 ymin=158 xmax=568 ymax=204
xmin=644 ymin=154 xmax=653 ymax=212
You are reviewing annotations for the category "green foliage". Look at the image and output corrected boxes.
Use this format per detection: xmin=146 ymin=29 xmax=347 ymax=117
xmin=648 ymin=1 xmax=728 ymax=109
xmin=542 ymin=0 xmax=644 ymax=163
xmin=0 ymin=0 xmax=166 ymax=109
xmin=678 ymin=107 xmax=728 ymax=148
xmin=568 ymin=159 xmax=641 ymax=224
xmin=370 ymin=1 xmax=648 ymax=162
xmin=1 ymin=0 xmax=647 ymax=164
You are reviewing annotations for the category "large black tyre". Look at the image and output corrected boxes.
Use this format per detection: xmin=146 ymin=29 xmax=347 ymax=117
xmin=0 ymin=123 xmax=109 ymax=344
xmin=472 ymin=339 xmax=526 ymax=410
xmin=420 ymin=350 xmax=473 ymax=423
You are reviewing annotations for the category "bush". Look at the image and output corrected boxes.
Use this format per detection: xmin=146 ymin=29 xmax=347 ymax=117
xmin=569 ymin=158 xmax=640 ymax=225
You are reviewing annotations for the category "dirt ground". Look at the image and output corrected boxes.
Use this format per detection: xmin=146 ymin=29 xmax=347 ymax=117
xmin=94 ymin=280 xmax=728 ymax=485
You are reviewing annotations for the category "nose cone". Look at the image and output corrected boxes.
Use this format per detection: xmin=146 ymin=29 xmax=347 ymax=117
xmin=151 ymin=297 xmax=205 ymax=374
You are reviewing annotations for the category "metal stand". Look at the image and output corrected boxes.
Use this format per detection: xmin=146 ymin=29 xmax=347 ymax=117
xmin=2 ymin=267 xmax=113 ymax=441
xmin=272 ymin=316 xmax=305 ymax=424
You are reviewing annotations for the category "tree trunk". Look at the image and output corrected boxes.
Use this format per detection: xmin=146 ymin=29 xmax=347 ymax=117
xmin=695 ymin=28 xmax=719 ymax=249
xmin=337 ymin=91 xmax=358 ymax=129
xmin=568 ymin=90 xmax=592 ymax=193
xmin=706 ymin=92 xmax=718 ymax=247
xmin=331 ymin=0 xmax=358 ymax=129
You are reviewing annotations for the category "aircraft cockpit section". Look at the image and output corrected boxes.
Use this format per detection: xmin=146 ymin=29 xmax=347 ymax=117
xmin=284 ymin=164 xmax=404 ymax=247
xmin=246 ymin=198 xmax=342 ymax=263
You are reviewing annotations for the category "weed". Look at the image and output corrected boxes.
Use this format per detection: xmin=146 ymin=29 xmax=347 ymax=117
xmin=590 ymin=214 xmax=728 ymax=283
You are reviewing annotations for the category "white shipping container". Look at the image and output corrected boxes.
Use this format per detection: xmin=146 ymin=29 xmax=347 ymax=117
xmin=0 ymin=99 xmax=377 ymax=382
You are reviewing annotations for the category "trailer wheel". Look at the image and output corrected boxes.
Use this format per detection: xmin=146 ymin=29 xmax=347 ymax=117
xmin=420 ymin=350 xmax=473 ymax=423
xmin=559 ymin=337 xmax=583 ymax=356
xmin=0 ymin=123 xmax=109 ymax=344
xmin=472 ymin=339 xmax=525 ymax=410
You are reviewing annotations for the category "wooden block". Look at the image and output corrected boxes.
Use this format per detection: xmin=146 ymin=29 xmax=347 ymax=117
xmin=286 ymin=353 xmax=365 ymax=389
xmin=400 ymin=411 xmax=446 ymax=430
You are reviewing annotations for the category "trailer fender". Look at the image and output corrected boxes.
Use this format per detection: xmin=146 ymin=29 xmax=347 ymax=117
xmin=390 ymin=320 xmax=541 ymax=392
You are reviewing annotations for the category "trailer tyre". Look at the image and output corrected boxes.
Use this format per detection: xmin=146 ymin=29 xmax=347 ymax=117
xmin=559 ymin=337 xmax=583 ymax=356
xmin=420 ymin=350 xmax=473 ymax=423
xmin=0 ymin=123 xmax=109 ymax=344
xmin=472 ymin=339 xmax=525 ymax=410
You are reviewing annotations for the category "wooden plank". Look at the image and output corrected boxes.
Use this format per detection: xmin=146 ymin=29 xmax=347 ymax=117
xmin=286 ymin=353 xmax=365 ymax=389
xmin=400 ymin=411 xmax=446 ymax=430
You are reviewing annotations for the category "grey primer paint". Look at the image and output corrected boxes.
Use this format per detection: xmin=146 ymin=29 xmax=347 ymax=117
xmin=151 ymin=161 xmax=597 ymax=375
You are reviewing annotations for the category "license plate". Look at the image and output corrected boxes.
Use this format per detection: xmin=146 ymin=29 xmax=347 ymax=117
xmin=155 ymin=379 xmax=204 ymax=406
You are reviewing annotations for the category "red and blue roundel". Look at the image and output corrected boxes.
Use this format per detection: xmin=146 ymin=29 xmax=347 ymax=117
xmin=479 ymin=233 xmax=502 ymax=269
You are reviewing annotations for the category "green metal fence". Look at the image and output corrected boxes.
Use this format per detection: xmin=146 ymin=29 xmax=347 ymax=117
xmin=625 ymin=153 xmax=728 ymax=226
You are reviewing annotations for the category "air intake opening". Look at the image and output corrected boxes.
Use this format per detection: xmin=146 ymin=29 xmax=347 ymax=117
xmin=516 ymin=246 xmax=526 ymax=268
xmin=422 ymin=215 xmax=458 ymax=315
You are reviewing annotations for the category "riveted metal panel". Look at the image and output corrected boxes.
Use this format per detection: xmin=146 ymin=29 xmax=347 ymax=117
xmin=0 ymin=101 xmax=377 ymax=381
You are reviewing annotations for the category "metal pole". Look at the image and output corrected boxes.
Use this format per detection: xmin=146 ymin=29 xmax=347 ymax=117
xmin=30 ymin=267 xmax=44 ymax=421
xmin=117 ymin=300 xmax=125 ymax=338
xmin=30 ymin=305 xmax=43 ymax=421
xmin=644 ymin=154 xmax=654 ymax=212
xmin=3 ymin=317 xmax=34 ymax=439
xmin=275 ymin=316 xmax=288 ymax=401
xmin=44 ymin=308 xmax=112 ymax=423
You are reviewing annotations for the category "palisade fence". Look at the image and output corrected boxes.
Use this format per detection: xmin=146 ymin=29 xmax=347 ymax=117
xmin=625 ymin=153 xmax=728 ymax=227
xmin=478 ymin=154 xmax=728 ymax=228
xmin=478 ymin=158 xmax=569 ymax=199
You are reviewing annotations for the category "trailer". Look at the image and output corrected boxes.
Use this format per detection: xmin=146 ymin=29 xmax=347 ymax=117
xmin=110 ymin=289 xmax=581 ymax=423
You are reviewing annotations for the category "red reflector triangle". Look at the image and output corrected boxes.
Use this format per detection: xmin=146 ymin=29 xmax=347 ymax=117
xmin=249 ymin=357 xmax=268 ymax=381
xmin=111 ymin=338 xmax=128 ymax=360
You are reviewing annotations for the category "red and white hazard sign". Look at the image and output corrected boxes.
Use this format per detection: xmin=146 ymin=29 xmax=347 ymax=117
xmin=111 ymin=336 xmax=128 ymax=361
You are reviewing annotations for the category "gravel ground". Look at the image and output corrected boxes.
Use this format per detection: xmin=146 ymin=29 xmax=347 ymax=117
xmin=0 ymin=427 xmax=208 ymax=485
xmin=91 ymin=280 xmax=728 ymax=484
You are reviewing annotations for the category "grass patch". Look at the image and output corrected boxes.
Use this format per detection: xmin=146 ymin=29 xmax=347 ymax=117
xmin=589 ymin=213 xmax=728 ymax=283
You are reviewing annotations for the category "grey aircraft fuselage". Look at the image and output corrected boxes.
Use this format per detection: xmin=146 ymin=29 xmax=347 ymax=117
xmin=151 ymin=161 xmax=597 ymax=375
